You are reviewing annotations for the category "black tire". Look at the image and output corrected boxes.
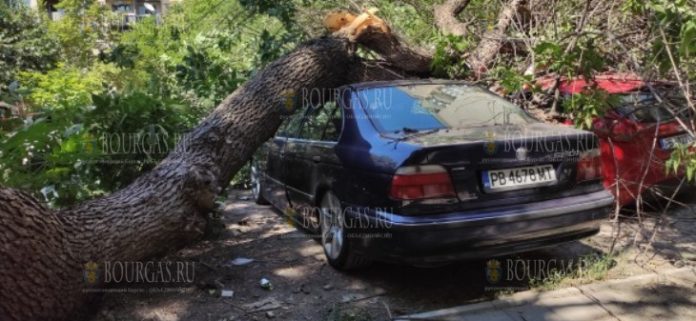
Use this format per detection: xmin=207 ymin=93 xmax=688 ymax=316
xmin=319 ymin=192 xmax=371 ymax=270
xmin=250 ymin=162 xmax=269 ymax=205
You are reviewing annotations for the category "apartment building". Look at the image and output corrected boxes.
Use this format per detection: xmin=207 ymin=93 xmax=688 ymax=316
xmin=23 ymin=0 xmax=180 ymax=22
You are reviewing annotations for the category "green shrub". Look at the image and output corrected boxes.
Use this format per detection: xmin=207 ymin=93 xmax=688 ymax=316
xmin=18 ymin=64 xmax=103 ymax=111
xmin=0 ymin=88 xmax=199 ymax=206
xmin=0 ymin=1 xmax=59 ymax=91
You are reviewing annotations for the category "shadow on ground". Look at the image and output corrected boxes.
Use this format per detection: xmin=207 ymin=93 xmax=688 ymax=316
xmin=91 ymin=190 xmax=694 ymax=321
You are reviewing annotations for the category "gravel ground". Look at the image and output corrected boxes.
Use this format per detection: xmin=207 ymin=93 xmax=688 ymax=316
xmin=91 ymin=190 xmax=696 ymax=321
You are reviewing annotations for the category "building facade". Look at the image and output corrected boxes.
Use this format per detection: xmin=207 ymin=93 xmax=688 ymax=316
xmin=22 ymin=0 xmax=180 ymax=22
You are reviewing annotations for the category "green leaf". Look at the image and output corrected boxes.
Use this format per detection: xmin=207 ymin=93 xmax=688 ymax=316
xmin=680 ymin=20 xmax=696 ymax=57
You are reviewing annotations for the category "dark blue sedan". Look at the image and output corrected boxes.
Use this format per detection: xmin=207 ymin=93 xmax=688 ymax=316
xmin=251 ymin=80 xmax=614 ymax=270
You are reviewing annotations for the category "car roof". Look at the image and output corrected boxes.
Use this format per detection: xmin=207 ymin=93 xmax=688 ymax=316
xmin=536 ymin=73 xmax=646 ymax=94
xmin=343 ymin=79 xmax=472 ymax=90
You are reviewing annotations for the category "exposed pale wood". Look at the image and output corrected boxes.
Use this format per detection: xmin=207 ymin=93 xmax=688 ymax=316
xmin=434 ymin=0 xmax=472 ymax=37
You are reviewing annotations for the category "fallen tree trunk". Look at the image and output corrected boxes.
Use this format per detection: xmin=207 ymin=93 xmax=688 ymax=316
xmin=0 ymin=16 xmax=429 ymax=320
xmin=1 ymin=37 xmax=351 ymax=321
xmin=0 ymin=4 xmax=518 ymax=320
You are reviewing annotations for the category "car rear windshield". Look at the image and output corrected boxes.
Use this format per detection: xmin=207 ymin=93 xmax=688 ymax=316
xmin=357 ymin=84 xmax=535 ymax=133
xmin=614 ymin=91 xmax=688 ymax=123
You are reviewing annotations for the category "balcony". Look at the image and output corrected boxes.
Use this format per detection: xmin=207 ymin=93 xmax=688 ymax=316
xmin=108 ymin=1 xmax=167 ymax=29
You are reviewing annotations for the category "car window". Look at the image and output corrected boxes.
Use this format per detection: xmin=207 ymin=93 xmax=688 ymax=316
xmin=358 ymin=84 xmax=535 ymax=133
xmin=281 ymin=108 xmax=308 ymax=138
xmin=321 ymin=101 xmax=343 ymax=141
xmin=274 ymin=115 xmax=292 ymax=137
xmin=298 ymin=100 xmax=340 ymax=141
xmin=613 ymin=92 xmax=679 ymax=123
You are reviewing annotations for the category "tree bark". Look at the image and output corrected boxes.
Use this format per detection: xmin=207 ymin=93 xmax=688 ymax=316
xmin=467 ymin=0 xmax=524 ymax=76
xmin=433 ymin=0 xmax=471 ymax=37
xmin=0 ymin=1 xmax=522 ymax=316
xmin=354 ymin=26 xmax=433 ymax=75
xmin=0 ymin=16 xmax=431 ymax=320
xmin=0 ymin=37 xmax=359 ymax=321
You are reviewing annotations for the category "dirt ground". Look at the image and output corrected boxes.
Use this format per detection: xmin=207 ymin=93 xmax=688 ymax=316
xmin=91 ymin=190 xmax=696 ymax=321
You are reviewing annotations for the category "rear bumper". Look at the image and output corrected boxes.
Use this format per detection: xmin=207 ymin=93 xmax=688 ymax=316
xmin=344 ymin=190 xmax=614 ymax=264
xmin=606 ymin=176 xmax=683 ymax=206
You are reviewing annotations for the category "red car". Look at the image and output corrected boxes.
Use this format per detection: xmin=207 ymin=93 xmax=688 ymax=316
xmin=538 ymin=74 xmax=695 ymax=206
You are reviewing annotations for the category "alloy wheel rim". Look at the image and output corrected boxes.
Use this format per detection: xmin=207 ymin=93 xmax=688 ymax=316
xmin=321 ymin=194 xmax=344 ymax=260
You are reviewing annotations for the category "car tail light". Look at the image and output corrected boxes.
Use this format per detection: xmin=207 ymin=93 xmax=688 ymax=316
xmin=610 ymin=121 xmax=638 ymax=141
xmin=390 ymin=165 xmax=456 ymax=200
xmin=576 ymin=149 xmax=603 ymax=182
xmin=592 ymin=118 xmax=610 ymax=138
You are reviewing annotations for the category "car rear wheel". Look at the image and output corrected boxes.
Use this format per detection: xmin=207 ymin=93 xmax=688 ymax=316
xmin=319 ymin=192 xmax=371 ymax=270
xmin=250 ymin=162 xmax=269 ymax=205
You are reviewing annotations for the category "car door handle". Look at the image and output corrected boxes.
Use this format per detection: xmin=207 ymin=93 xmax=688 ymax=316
xmin=312 ymin=156 xmax=321 ymax=163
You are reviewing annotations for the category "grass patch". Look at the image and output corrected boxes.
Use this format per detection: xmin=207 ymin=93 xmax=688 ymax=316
xmin=529 ymin=253 xmax=617 ymax=290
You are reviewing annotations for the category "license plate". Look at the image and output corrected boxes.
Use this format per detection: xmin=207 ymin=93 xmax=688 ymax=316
xmin=482 ymin=165 xmax=557 ymax=192
xmin=660 ymin=133 xmax=695 ymax=150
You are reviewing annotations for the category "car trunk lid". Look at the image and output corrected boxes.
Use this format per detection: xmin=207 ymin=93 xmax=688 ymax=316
xmin=394 ymin=123 xmax=601 ymax=212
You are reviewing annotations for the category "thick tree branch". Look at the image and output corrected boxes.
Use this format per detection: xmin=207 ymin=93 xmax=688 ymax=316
xmin=327 ymin=8 xmax=433 ymax=75
xmin=0 ymin=10 xmax=433 ymax=320
xmin=355 ymin=26 xmax=433 ymax=75
xmin=467 ymin=0 xmax=525 ymax=76
xmin=434 ymin=0 xmax=472 ymax=37
xmin=347 ymin=60 xmax=411 ymax=83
